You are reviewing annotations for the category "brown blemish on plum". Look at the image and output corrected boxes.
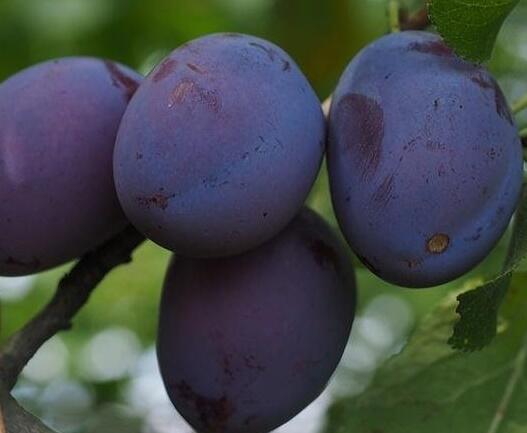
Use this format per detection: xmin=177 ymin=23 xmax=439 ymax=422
xmin=310 ymin=239 xmax=339 ymax=270
xmin=249 ymin=42 xmax=276 ymax=61
xmin=465 ymin=226 xmax=483 ymax=242
xmin=487 ymin=148 xmax=497 ymax=160
xmin=104 ymin=61 xmax=139 ymax=101
xmin=175 ymin=381 xmax=234 ymax=431
xmin=405 ymin=258 xmax=422 ymax=269
xmin=244 ymin=355 xmax=265 ymax=372
xmin=470 ymin=73 xmax=513 ymax=124
xmin=170 ymin=80 xmax=195 ymax=105
xmin=169 ymin=79 xmax=221 ymax=112
xmin=5 ymin=256 xmax=41 ymax=269
xmin=470 ymin=73 xmax=493 ymax=90
xmin=408 ymin=40 xmax=453 ymax=57
xmin=222 ymin=356 xmax=234 ymax=380
xmin=426 ymin=140 xmax=446 ymax=151
xmin=494 ymin=87 xmax=514 ymax=124
xmin=187 ymin=63 xmax=206 ymax=74
xmin=152 ymin=58 xmax=177 ymax=82
xmin=336 ymin=93 xmax=384 ymax=179
xmin=427 ymin=233 xmax=450 ymax=254
xmin=136 ymin=193 xmax=175 ymax=210
xmin=372 ymin=174 xmax=394 ymax=207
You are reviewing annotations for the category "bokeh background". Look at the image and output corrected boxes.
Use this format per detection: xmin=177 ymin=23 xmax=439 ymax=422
xmin=1 ymin=0 xmax=527 ymax=432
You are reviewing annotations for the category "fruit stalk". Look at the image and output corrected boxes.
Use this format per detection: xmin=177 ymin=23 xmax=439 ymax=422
xmin=389 ymin=0 xmax=401 ymax=33
xmin=512 ymin=93 xmax=527 ymax=115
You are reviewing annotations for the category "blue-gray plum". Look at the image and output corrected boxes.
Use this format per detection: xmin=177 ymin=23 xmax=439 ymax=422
xmin=0 ymin=58 xmax=142 ymax=276
xmin=114 ymin=33 xmax=325 ymax=258
xmin=157 ymin=208 xmax=356 ymax=433
xmin=328 ymin=31 xmax=523 ymax=288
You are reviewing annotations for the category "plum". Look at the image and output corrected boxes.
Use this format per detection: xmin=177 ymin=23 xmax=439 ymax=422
xmin=327 ymin=31 xmax=523 ymax=288
xmin=157 ymin=208 xmax=356 ymax=433
xmin=114 ymin=33 xmax=325 ymax=258
xmin=0 ymin=57 xmax=142 ymax=275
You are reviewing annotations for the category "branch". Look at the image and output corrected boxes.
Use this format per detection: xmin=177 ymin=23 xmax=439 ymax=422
xmin=0 ymin=225 xmax=145 ymax=391
xmin=0 ymin=384 xmax=54 ymax=433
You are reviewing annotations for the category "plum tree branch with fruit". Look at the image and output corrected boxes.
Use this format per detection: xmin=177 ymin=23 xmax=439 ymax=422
xmin=0 ymin=226 xmax=145 ymax=432
xmin=1 ymin=1 xmax=527 ymax=432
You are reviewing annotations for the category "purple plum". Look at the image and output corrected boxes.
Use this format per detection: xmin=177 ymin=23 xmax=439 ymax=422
xmin=0 ymin=57 xmax=142 ymax=275
xmin=157 ymin=208 xmax=356 ymax=433
xmin=114 ymin=33 xmax=325 ymax=258
xmin=327 ymin=31 xmax=523 ymax=288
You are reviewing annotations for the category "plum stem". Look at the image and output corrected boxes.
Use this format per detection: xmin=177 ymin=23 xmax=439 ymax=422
xmin=512 ymin=93 xmax=527 ymax=115
xmin=322 ymin=96 xmax=332 ymax=118
xmin=389 ymin=0 xmax=401 ymax=33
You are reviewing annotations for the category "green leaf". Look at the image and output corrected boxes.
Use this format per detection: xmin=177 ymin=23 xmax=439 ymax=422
xmin=324 ymin=275 xmax=527 ymax=433
xmin=449 ymin=187 xmax=527 ymax=351
xmin=428 ymin=0 xmax=520 ymax=62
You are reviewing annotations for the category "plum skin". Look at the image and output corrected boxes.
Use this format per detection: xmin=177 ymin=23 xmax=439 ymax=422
xmin=114 ymin=33 xmax=326 ymax=258
xmin=327 ymin=31 xmax=523 ymax=288
xmin=0 ymin=57 xmax=142 ymax=276
xmin=157 ymin=208 xmax=356 ymax=433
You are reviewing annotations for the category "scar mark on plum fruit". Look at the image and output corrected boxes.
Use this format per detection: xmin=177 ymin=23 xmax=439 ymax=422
xmin=470 ymin=73 xmax=493 ymax=90
xmin=408 ymin=40 xmax=453 ymax=57
xmin=171 ymin=80 xmax=195 ymax=104
xmin=470 ymin=73 xmax=513 ymax=124
xmin=175 ymin=381 xmax=234 ymax=431
xmin=222 ymin=356 xmax=234 ymax=380
xmin=187 ymin=63 xmax=206 ymax=74
xmin=465 ymin=227 xmax=483 ymax=242
xmin=249 ymin=42 xmax=276 ymax=61
xmin=136 ymin=193 xmax=175 ymax=210
xmin=5 ymin=256 xmax=41 ymax=269
xmin=405 ymin=258 xmax=423 ymax=269
xmin=244 ymin=355 xmax=265 ymax=372
xmin=336 ymin=94 xmax=384 ymax=179
xmin=136 ymin=152 xmax=143 ymax=160
xmin=372 ymin=174 xmax=395 ymax=207
xmin=169 ymin=79 xmax=221 ymax=112
xmin=494 ymin=87 xmax=514 ymax=124
xmin=103 ymin=61 xmax=139 ymax=101
xmin=427 ymin=233 xmax=450 ymax=254
xmin=152 ymin=58 xmax=177 ymax=82
xmin=310 ymin=239 xmax=339 ymax=270
xmin=281 ymin=59 xmax=291 ymax=71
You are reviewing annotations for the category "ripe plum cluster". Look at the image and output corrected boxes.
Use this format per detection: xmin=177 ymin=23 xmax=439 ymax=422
xmin=0 ymin=30 xmax=522 ymax=433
